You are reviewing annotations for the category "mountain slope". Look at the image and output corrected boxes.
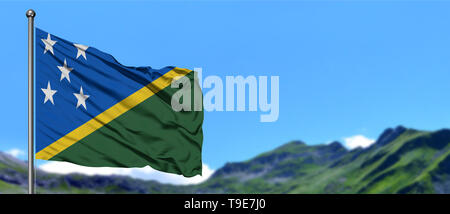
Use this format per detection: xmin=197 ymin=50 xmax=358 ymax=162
xmin=0 ymin=152 xmax=189 ymax=194
xmin=1 ymin=126 xmax=450 ymax=193
xmin=195 ymin=126 xmax=450 ymax=193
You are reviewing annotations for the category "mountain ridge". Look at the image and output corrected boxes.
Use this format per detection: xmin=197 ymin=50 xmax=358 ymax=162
xmin=1 ymin=125 xmax=450 ymax=193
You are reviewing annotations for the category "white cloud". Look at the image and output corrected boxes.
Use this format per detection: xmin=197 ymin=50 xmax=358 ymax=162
xmin=39 ymin=161 xmax=214 ymax=185
xmin=343 ymin=135 xmax=375 ymax=149
xmin=5 ymin=148 xmax=25 ymax=158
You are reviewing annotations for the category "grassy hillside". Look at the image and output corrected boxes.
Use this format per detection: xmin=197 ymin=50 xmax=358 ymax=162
xmin=1 ymin=126 xmax=450 ymax=194
xmin=194 ymin=126 xmax=450 ymax=193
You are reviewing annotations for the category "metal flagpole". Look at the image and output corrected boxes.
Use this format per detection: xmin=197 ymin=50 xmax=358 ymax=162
xmin=26 ymin=9 xmax=36 ymax=194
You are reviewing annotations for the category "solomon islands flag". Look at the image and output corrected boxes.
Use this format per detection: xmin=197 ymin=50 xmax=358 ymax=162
xmin=35 ymin=28 xmax=203 ymax=177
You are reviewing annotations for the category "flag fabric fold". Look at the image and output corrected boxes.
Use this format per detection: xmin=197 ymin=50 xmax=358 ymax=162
xmin=35 ymin=28 xmax=203 ymax=177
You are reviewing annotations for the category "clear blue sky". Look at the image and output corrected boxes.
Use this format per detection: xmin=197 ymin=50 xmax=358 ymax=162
xmin=1 ymin=1 xmax=450 ymax=170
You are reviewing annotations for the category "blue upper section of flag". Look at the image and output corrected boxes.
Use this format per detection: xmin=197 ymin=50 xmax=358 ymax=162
xmin=35 ymin=28 xmax=174 ymax=153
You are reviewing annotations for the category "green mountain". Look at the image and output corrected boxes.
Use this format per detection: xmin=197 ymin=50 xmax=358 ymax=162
xmin=1 ymin=126 xmax=450 ymax=193
xmin=197 ymin=126 xmax=450 ymax=193
xmin=0 ymin=150 xmax=187 ymax=194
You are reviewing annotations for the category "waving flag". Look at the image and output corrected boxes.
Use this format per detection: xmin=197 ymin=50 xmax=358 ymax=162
xmin=35 ymin=28 xmax=203 ymax=177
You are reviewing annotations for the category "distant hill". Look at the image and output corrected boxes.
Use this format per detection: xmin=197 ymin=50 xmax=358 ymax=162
xmin=0 ymin=150 xmax=187 ymax=194
xmin=2 ymin=126 xmax=450 ymax=193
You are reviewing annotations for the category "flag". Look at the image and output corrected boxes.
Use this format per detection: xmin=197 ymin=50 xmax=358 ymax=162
xmin=35 ymin=28 xmax=203 ymax=177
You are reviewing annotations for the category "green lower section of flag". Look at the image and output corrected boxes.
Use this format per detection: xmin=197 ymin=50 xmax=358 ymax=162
xmin=50 ymin=72 xmax=203 ymax=177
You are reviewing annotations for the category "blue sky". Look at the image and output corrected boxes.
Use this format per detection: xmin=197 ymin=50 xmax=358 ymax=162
xmin=1 ymin=1 xmax=450 ymax=182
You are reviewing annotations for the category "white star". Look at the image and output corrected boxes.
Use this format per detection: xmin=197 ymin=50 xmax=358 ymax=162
xmin=74 ymin=44 xmax=89 ymax=60
xmin=41 ymin=33 xmax=57 ymax=55
xmin=73 ymin=86 xmax=90 ymax=110
xmin=57 ymin=59 xmax=73 ymax=82
xmin=41 ymin=81 xmax=57 ymax=105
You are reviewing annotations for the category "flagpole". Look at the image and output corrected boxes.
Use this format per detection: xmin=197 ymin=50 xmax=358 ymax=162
xmin=26 ymin=9 xmax=36 ymax=195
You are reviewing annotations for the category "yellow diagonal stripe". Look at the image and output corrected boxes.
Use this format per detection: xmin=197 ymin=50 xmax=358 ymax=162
xmin=36 ymin=67 xmax=192 ymax=160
